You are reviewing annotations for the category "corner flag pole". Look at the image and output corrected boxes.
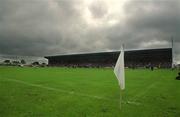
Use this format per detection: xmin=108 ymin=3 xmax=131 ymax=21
xmin=120 ymin=44 xmax=124 ymax=110
xmin=120 ymin=87 xmax=123 ymax=109
xmin=171 ymin=37 xmax=174 ymax=68
xmin=114 ymin=44 xmax=125 ymax=109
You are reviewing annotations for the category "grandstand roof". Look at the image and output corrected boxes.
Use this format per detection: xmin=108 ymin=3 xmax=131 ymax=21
xmin=45 ymin=48 xmax=172 ymax=58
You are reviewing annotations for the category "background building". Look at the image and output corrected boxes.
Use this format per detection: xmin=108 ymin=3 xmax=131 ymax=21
xmin=0 ymin=55 xmax=48 ymax=65
xmin=45 ymin=48 xmax=172 ymax=68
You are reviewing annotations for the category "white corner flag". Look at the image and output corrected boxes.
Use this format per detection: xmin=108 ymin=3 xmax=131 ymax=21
xmin=114 ymin=45 xmax=125 ymax=90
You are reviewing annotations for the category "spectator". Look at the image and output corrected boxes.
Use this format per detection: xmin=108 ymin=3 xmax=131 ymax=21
xmin=176 ymin=72 xmax=180 ymax=80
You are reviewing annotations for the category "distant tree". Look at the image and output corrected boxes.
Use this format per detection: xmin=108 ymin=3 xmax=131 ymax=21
xmin=40 ymin=63 xmax=47 ymax=67
xmin=21 ymin=59 xmax=26 ymax=64
xmin=32 ymin=61 xmax=39 ymax=65
xmin=12 ymin=61 xmax=20 ymax=65
xmin=42 ymin=63 xmax=46 ymax=65
xmin=4 ymin=60 xmax=10 ymax=64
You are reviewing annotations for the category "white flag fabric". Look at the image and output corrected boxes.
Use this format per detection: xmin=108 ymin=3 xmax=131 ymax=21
xmin=114 ymin=45 xmax=125 ymax=90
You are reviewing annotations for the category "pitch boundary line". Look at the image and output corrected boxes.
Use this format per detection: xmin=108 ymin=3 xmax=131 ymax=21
xmin=0 ymin=77 xmax=141 ymax=105
xmin=131 ymin=82 xmax=158 ymax=102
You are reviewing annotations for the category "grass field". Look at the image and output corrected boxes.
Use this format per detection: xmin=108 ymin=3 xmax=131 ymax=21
xmin=0 ymin=66 xmax=179 ymax=117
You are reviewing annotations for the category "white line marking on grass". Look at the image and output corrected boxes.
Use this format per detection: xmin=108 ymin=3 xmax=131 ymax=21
xmin=131 ymin=82 xmax=158 ymax=102
xmin=0 ymin=77 xmax=141 ymax=106
xmin=126 ymin=101 xmax=141 ymax=106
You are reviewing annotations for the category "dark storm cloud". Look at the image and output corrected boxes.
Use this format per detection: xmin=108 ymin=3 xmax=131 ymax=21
xmin=104 ymin=0 xmax=180 ymax=62
xmin=0 ymin=0 xmax=179 ymax=62
xmin=0 ymin=0 xmax=86 ymax=55
xmin=88 ymin=0 xmax=108 ymax=19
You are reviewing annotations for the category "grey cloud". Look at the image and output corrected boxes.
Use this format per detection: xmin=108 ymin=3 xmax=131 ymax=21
xmin=105 ymin=0 xmax=179 ymax=59
xmin=88 ymin=0 xmax=108 ymax=19
xmin=0 ymin=0 xmax=86 ymax=56
xmin=0 ymin=0 xmax=179 ymax=62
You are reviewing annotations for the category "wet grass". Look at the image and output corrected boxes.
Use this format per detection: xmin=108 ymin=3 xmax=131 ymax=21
xmin=0 ymin=66 xmax=179 ymax=117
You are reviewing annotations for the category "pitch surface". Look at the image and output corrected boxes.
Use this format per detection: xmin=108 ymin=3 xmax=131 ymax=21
xmin=0 ymin=66 xmax=179 ymax=117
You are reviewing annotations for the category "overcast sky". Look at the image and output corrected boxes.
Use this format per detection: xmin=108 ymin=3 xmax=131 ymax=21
xmin=0 ymin=0 xmax=179 ymax=62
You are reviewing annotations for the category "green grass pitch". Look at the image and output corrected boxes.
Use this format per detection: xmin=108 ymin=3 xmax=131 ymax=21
xmin=0 ymin=66 xmax=179 ymax=117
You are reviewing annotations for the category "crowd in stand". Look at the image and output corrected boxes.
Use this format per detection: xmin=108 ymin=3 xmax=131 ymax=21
xmin=49 ymin=62 xmax=172 ymax=69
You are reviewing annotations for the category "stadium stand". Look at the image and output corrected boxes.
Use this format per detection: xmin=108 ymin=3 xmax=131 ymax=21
xmin=45 ymin=48 xmax=172 ymax=68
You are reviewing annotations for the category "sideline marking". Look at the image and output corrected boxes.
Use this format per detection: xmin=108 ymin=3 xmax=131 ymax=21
xmin=131 ymin=82 xmax=158 ymax=102
xmin=0 ymin=77 xmax=141 ymax=105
